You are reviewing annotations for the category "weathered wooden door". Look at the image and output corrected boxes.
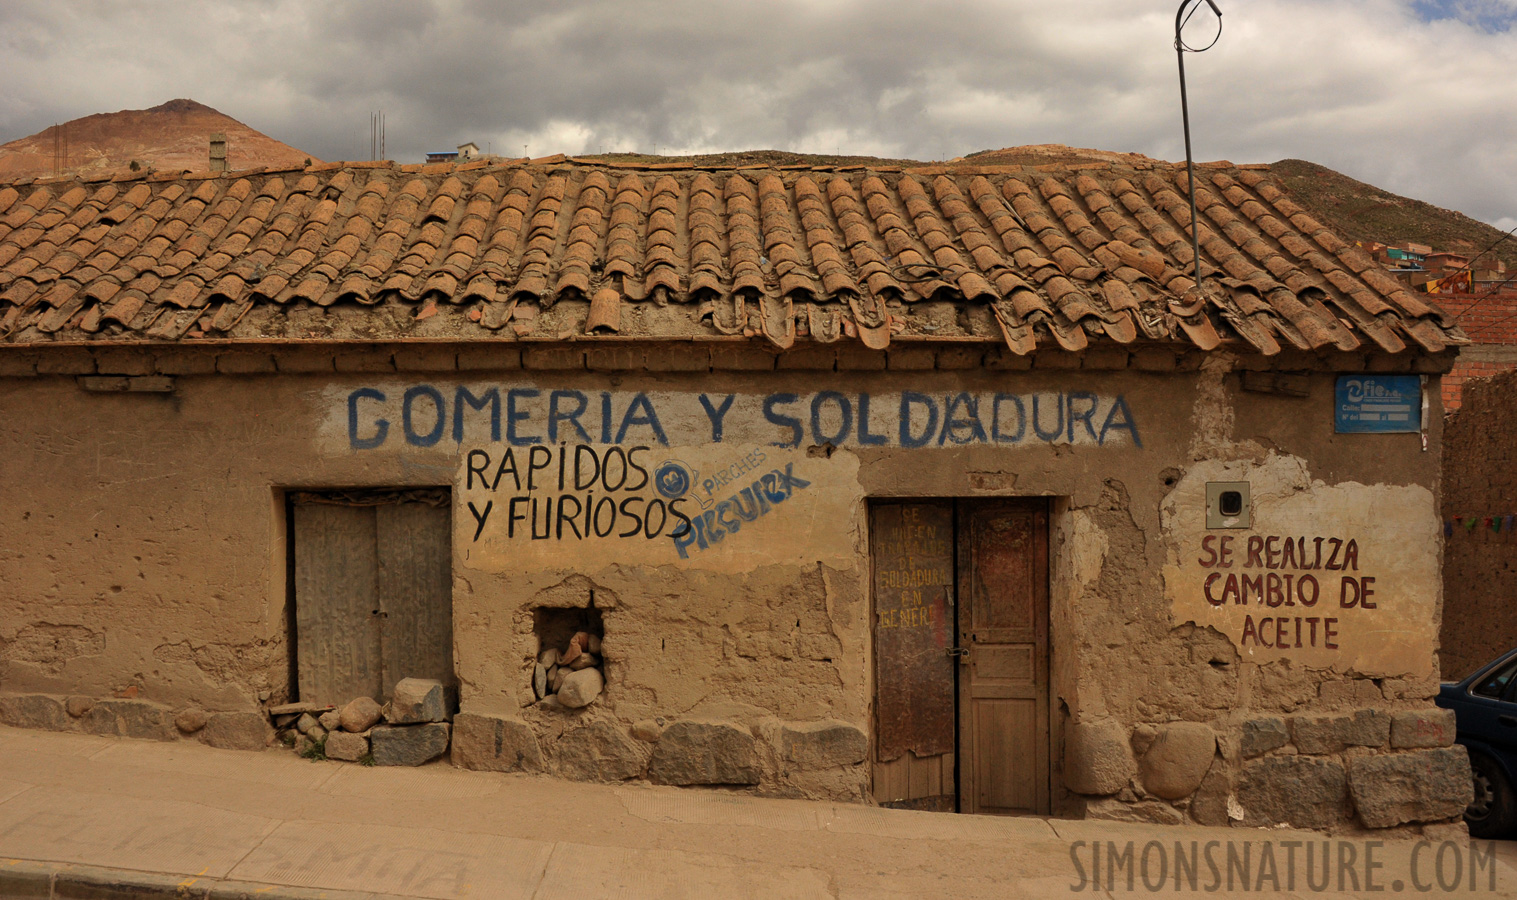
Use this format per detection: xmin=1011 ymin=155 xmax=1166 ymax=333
xmin=292 ymin=490 xmax=453 ymax=706
xmin=957 ymin=500 xmax=1050 ymax=815
xmin=870 ymin=502 xmax=957 ymax=810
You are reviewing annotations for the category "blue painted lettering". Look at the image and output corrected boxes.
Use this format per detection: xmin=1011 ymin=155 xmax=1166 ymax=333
xmin=616 ymin=393 xmax=668 ymax=445
xmin=506 ymin=388 xmax=542 ymax=446
xmin=347 ymin=388 xmax=389 ymax=449
xmin=402 ymin=386 xmax=446 ymax=447
xmin=899 ymin=392 xmax=938 ymax=448
xmin=992 ymin=393 xmax=1025 ymax=443
xmin=453 ymin=386 xmax=500 ymax=443
xmin=698 ymin=394 xmax=735 ymax=442
xmin=811 ymin=391 xmax=852 ymax=446
xmin=548 ymin=390 xmax=591 ymax=443
xmin=763 ymin=393 xmax=803 ymax=448
xmin=856 ymin=392 xmax=888 ymax=445
xmin=938 ymin=392 xmax=987 ymax=445
xmin=1099 ymin=396 xmax=1142 ymax=447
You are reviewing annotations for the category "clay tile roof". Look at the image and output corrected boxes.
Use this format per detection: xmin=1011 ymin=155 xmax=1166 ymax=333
xmin=0 ymin=160 xmax=1466 ymax=355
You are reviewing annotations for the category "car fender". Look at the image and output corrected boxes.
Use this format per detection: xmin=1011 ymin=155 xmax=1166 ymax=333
xmin=1459 ymin=737 xmax=1517 ymax=784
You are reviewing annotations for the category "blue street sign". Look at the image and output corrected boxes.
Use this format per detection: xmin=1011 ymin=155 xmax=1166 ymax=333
xmin=1335 ymin=375 xmax=1421 ymax=433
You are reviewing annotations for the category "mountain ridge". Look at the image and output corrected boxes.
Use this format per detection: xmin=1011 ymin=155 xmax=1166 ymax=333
xmin=0 ymin=99 xmax=318 ymax=179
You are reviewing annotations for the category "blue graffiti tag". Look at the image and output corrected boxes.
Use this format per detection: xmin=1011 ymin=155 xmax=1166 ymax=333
xmin=671 ymin=463 xmax=812 ymax=558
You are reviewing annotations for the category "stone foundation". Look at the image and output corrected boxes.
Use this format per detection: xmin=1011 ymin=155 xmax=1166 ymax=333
xmin=1061 ymin=707 xmax=1471 ymax=832
xmin=0 ymin=688 xmax=869 ymax=800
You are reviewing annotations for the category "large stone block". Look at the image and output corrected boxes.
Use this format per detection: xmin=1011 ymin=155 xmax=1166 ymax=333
xmin=1290 ymin=710 xmax=1391 ymax=754
xmin=558 ymin=668 xmax=604 ymax=708
xmin=648 ymin=721 xmax=761 ymax=785
xmin=1390 ymin=709 xmax=1457 ymax=749
xmin=1189 ymin=765 xmax=1233 ymax=827
xmin=554 ymin=723 xmax=646 ymax=782
xmin=0 ymin=694 xmax=70 ymax=731
xmin=1081 ymin=797 xmax=1185 ymax=826
xmin=82 ymin=699 xmax=177 ymax=741
xmin=339 ymin=697 xmax=383 ymax=733
xmin=371 ymin=723 xmax=450 ymax=767
xmin=1140 ymin=722 xmax=1215 ymax=800
xmin=175 ymin=708 xmax=208 ymax=734
xmin=1237 ymin=756 xmax=1348 ymax=830
xmin=1349 ymin=747 xmax=1474 ymax=828
xmin=1240 ymin=717 xmax=1289 ymax=758
xmin=325 ymin=730 xmax=369 ymax=762
xmin=450 ymin=713 xmax=544 ymax=773
xmin=386 ymin=678 xmax=447 ymax=724
xmin=200 ymin=712 xmax=272 ymax=751
xmin=781 ymin=720 xmax=868 ymax=771
xmin=1063 ymin=721 xmax=1135 ymax=796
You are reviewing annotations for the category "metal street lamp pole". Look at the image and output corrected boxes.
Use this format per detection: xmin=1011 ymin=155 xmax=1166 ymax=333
xmin=1176 ymin=0 xmax=1222 ymax=297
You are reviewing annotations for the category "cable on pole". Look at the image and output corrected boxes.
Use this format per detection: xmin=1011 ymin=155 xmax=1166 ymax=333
xmin=1175 ymin=0 xmax=1222 ymax=307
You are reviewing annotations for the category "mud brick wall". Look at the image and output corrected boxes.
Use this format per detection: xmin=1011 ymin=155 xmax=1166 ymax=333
xmin=1442 ymin=368 xmax=1517 ymax=679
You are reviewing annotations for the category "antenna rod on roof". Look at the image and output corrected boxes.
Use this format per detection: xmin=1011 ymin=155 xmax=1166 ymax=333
xmin=1175 ymin=0 xmax=1222 ymax=298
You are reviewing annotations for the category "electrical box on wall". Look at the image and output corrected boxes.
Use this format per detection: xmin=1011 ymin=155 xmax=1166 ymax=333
xmin=1206 ymin=482 xmax=1251 ymax=529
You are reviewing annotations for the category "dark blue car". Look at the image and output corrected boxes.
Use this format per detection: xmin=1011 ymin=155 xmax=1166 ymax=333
xmin=1437 ymin=647 xmax=1517 ymax=837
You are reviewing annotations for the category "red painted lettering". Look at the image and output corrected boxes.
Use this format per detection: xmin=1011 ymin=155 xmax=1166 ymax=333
xmin=1204 ymin=572 xmax=1223 ymax=606
xmin=1265 ymin=573 xmax=1284 ymax=607
xmin=1246 ymin=535 xmax=1263 ymax=568
xmin=1340 ymin=576 xmax=1360 ymax=608
xmin=1326 ymin=538 xmax=1343 ymax=570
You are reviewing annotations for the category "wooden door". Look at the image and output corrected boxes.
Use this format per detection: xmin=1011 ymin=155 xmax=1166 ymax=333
xmin=957 ymin=500 xmax=1050 ymax=815
xmin=292 ymin=491 xmax=454 ymax=706
xmin=294 ymin=502 xmax=383 ymax=705
xmin=870 ymin=502 xmax=957 ymax=811
xmin=375 ymin=502 xmax=453 ymax=691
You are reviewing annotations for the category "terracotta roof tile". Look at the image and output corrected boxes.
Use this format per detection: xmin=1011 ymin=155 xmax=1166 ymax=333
xmin=0 ymin=160 xmax=1466 ymax=354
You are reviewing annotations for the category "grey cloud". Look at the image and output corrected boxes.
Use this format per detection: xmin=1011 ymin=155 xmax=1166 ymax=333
xmin=0 ymin=0 xmax=1512 ymax=228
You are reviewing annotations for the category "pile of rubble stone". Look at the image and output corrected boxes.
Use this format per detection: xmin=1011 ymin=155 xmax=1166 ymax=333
xmin=270 ymin=677 xmax=452 ymax=766
xmin=533 ymin=631 xmax=604 ymax=708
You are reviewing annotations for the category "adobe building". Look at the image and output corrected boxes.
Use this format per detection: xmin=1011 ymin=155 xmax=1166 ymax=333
xmin=0 ymin=152 xmax=1474 ymax=832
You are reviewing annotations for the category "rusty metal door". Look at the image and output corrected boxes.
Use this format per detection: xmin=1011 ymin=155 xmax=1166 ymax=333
xmin=870 ymin=502 xmax=957 ymax=811
xmin=292 ymin=491 xmax=453 ymax=706
xmin=957 ymin=500 xmax=1050 ymax=815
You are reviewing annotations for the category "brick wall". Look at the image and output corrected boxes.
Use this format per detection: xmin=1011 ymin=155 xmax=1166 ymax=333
xmin=1441 ymin=292 xmax=1517 ymax=410
xmin=1441 ymin=368 xmax=1517 ymax=678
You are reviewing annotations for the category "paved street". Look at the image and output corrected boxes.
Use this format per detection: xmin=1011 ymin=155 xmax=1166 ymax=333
xmin=2 ymin=724 xmax=1516 ymax=899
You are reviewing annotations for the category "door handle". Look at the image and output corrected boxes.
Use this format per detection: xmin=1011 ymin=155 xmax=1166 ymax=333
xmin=1500 ymin=715 xmax=1517 ymax=728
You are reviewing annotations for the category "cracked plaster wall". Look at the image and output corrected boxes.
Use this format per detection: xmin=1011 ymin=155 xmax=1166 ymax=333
xmin=0 ymin=355 xmax=1447 ymax=817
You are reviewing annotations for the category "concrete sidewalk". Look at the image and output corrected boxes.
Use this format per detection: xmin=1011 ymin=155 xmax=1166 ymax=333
xmin=1 ymin=725 xmax=1515 ymax=900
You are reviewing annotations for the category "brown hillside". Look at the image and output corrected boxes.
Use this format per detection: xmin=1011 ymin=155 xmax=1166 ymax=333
xmin=1270 ymin=158 xmax=1516 ymax=271
xmin=0 ymin=99 xmax=318 ymax=179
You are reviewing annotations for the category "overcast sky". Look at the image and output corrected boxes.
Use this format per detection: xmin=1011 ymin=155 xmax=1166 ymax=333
xmin=1 ymin=0 xmax=1513 ymax=230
